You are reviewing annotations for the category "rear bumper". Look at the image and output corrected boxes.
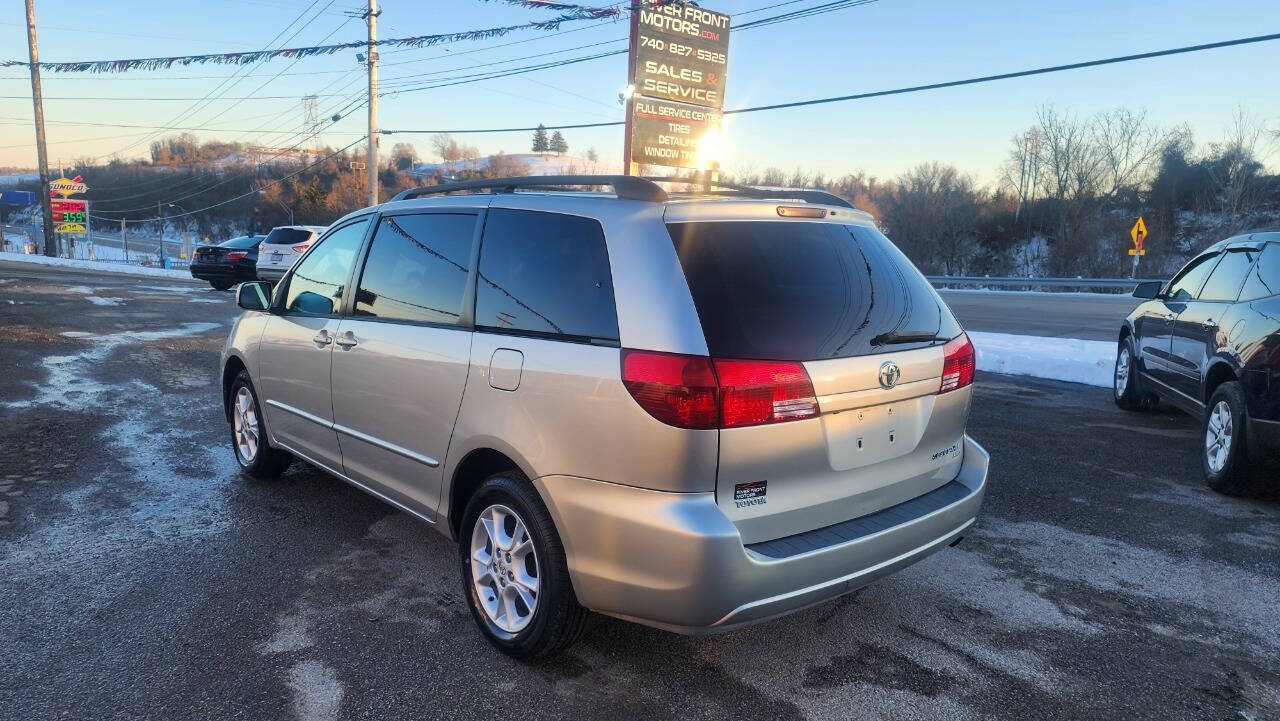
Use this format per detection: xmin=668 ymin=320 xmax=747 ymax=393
xmin=256 ymin=266 xmax=288 ymax=282
xmin=535 ymin=435 xmax=989 ymax=633
xmin=190 ymin=262 xmax=256 ymax=281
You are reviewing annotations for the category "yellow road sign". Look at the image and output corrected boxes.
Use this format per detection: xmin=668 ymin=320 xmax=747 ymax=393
xmin=54 ymin=222 xmax=86 ymax=233
xmin=1130 ymin=217 xmax=1147 ymax=249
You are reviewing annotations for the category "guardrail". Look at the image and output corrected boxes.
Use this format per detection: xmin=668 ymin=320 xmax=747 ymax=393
xmin=927 ymin=276 xmax=1162 ymax=290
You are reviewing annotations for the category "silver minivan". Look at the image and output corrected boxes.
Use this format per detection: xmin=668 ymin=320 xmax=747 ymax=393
xmin=222 ymin=176 xmax=988 ymax=658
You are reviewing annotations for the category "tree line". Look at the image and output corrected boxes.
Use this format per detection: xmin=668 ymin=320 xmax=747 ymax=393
xmin=5 ymin=105 xmax=1274 ymax=276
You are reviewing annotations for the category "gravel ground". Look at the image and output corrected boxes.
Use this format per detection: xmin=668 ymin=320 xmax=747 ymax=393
xmin=1 ymin=262 xmax=1277 ymax=721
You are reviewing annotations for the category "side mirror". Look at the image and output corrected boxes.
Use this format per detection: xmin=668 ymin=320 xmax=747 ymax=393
xmin=1132 ymin=280 xmax=1162 ymax=299
xmin=236 ymin=281 xmax=273 ymax=311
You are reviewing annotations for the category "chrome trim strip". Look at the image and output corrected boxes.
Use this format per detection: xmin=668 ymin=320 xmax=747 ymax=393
xmin=271 ymin=438 xmax=436 ymax=525
xmin=264 ymin=399 xmax=441 ymax=468
xmin=333 ymin=423 xmax=440 ymax=468
xmin=264 ymin=399 xmax=334 ymax=429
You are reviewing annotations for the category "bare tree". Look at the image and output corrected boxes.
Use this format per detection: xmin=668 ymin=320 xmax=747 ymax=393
xmin=1204 ymin=107 xmax=1272 ymax=235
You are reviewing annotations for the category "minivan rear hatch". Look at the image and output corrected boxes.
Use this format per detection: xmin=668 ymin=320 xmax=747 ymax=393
xmin=666 ymin=214 xmax=970 ymax=544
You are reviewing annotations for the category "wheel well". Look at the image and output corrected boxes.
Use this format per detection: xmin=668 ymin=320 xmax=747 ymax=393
xmin=448 ymin=448 xmax=520 ymax=539
xmin=222 ymin=356 xmax=247 ymax=421
xmin=1203 ymin=363 xmax=1237 ymax=404
xmin=1118 ymin=326 xmax=1131 ymax=342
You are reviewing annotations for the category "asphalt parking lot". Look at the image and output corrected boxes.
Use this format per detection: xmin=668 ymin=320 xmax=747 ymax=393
xmin=1 ymin=264 xmax=1278 ymax=721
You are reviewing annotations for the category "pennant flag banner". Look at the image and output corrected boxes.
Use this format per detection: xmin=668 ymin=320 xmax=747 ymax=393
xmin=0 ymin=2 xmax=680 ymax=74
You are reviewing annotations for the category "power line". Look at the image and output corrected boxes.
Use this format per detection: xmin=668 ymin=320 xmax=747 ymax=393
xmin=380 ymin=31 xmax=1280 ymax=134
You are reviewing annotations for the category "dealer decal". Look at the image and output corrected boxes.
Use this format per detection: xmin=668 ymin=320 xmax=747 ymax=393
xmin=734 ymin=480 xmax=767 ymax=508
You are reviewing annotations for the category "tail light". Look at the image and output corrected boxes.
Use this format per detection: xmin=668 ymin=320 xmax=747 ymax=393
xmin=714 ymin=359 xmax=818 ymax=427
xmin=226 ymin=251 xmax=247 ymax=261
xmin=621 ymin=351 xmax=818 ymax=429
xmin=940 ymin=333 xmax=976 ymax=393
xmin=291 ymin=243 xmax=311 ymax=253
xmin=621 ymin=350 xmax=718 ymax=429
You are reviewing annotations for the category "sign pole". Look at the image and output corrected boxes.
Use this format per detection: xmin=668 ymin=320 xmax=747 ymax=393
xmin=622 ymin=0 xmax=641 ymax=177
xmin=121 ymin=218 xmax=128 ymax=262
xmin=24 ymin=0 xmax=55 ymax=257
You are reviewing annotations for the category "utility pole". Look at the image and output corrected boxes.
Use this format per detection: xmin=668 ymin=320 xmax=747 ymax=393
xmin=366 ymin=0 xmax=379 ymax=206
xmin=24 ymin=0 xmax=55 ymax=256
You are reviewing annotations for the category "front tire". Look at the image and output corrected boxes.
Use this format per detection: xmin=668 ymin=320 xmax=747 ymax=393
xmin=459 ymin=473 xmax=589 ymax=659
xmin=1202 ymin=381 xmax=1259 ymax=496
xmin=1113 ymin=336 xmax=1147 ymax=411
xmin=228 ymin=370 xmax=293 ymax=478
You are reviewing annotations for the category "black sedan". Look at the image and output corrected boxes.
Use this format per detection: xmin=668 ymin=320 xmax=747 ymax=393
xmin=1115 ymin=229 xmax=1280 ymax=494
xmin=189 ymin=235 xmax=263 ymax=290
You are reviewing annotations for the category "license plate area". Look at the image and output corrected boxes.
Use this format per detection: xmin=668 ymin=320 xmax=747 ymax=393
xmin=823 ymin=398 xmax=928 ymax=471
xmin=270 ymin=252 xmax=283 ymax=263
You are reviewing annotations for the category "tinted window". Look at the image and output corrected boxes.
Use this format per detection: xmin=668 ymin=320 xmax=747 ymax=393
xmin=354 ymin=213 xmax=476 ymax=324
xmin=1198 ymin=249 xmax=1259 ymax=301
xmin=220 ymin=236 xmax=260 ymax=249
xmin=283 ymin=219 xmax=368 ymax=315
xmin=263 ymin=227 xmax=316 ymax=246
xmin=1166 ymin=253 xmax=1220 ymax=302
xmin=1240 ymin=243 xmax=1280 ymax=301
xmin=475 ymin=209 xmax=619 ymax=341
xmin=668 ymin=222 xmax=961 ymax=360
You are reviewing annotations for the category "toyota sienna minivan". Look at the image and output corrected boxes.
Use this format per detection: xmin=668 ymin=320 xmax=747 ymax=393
xmin=221 ymin=176 xmax=989 ymax=658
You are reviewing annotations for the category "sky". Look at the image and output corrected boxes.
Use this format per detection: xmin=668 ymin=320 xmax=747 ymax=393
xmin=1 ymin=0 xmax=1278 ymax=184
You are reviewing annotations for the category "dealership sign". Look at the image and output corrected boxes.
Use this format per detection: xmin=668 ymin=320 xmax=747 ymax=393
xmin=626 ymin=2 xmax=729 ymax=170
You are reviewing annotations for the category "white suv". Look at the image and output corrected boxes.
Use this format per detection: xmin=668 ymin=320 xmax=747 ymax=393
xmin=254 ymin=225 xmax=327 ymax=283
xmin=222 ymin=176 xmax=989 ymax=658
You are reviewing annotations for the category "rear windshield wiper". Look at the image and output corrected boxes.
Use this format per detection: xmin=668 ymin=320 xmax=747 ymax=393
xmin=871 ymin=330 xmax=946 ymax=346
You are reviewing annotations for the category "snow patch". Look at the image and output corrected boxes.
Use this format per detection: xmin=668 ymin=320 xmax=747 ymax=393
xmin=4 ymin=321 xmax=220 ymax=410
xmin=85 ymin=296 xmax=124 ymax=307
xmin=969 ymin=331 xmax=1113 ymax=388
xmin=286 ymin=660 xmax=344 ymax=721
xmin=0 ymin=251 xmax=193 ymax=280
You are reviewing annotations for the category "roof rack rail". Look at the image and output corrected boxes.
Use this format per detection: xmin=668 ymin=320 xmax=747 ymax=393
xmin=390 ymin=175 xmax=668 ymax=203
xmin=646 ymin=176 xmax=855 ymax=209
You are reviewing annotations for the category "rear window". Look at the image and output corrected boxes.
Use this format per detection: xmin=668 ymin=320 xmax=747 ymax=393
xmin=262 ymin=227 xmax=315 ymax=246
xmin=668 ymin=221 xmax=960 ymax=360
xmin=219 ymin=236 xmax=260 ymax=249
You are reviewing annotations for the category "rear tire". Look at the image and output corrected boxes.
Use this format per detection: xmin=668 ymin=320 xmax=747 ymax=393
xmin=1202 ymin=381 xmax=1259 ymax=496
xmin=210 ymin=279 xmax=235 ymax=291
xmin=1113 ymin=336 xmax=1147 ymax=411
xmin=228 ymin=370 xmax=292 ymax=478
xmin=458 ymin=472 xmax=589 ymax=659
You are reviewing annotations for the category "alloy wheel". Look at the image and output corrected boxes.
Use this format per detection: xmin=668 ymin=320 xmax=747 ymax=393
xmin=1114 ymin=346 xmax=1131 ymax=399
xmin=1205 ymin=400 xmax=1233 ymax=474
xmin=470 ymin=503 xmax=540 ymax=634
xmin=232 ymin=386 xmax=260 ymax=464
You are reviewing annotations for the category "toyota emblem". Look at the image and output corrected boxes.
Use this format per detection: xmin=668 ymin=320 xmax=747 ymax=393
xmin=878 ymin=361 xmax=901 ymax=389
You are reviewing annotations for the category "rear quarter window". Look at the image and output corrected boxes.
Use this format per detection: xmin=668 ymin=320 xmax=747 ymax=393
xmin=668 ymin=221 xmax=960 ymax=360
xmin=1239 ymin=244 xmax=1280 ymax=301
xmin=474 ymin=209 xmax=619 ymax=342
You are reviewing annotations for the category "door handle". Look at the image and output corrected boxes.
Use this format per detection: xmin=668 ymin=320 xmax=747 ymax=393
xmin=313 ymin=331 xmax=332 ymax=346
xmin=335 ymin=331 xmax=358 ymax=349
